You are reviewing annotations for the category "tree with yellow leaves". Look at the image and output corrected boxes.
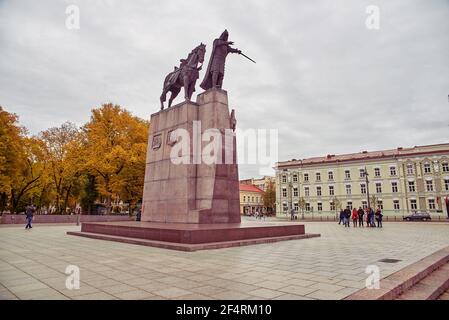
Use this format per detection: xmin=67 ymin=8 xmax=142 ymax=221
xmin=39 ymin=122 xmax=80 ymax=213
xmin=82 ymin=103 xmax=149 ymax=214
xmin=0 ymin=107 xmax=46 ymax=213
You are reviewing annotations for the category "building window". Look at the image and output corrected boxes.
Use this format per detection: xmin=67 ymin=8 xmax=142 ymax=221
xmin=393 ymin=200 xmax=400 ymax=210
xmin=442 ymin=162 xmax=449 ymax=172
xmin=304 ymin=187 xmax=309 ymax=197
xmin=305 ymin=203 xmax=311 ymax=211
xmin=362 ymin=201 xmax=367 ymax=209
xmin=330 ymin=201 xmax=336 ymax=211
xmin=445 ymin=179 xmax=449 ymax=191
xmin=347 ymin=202 xmax=353 ymax=210
xmin=282 ymin=203 xmax=288 ymax=212
xmin=375 ymin=183 xmax=382 ymax=193
xmin=391 ymin=182 xmax=398 ymax=193
xmin=282 ymin=188 xmax=287 ymax=197
xmin=243 ymin=196 xmax=246 ymax=202
xmin=303 ymin=173 xmax=309 ymax=182
xmin=293 ymin=187 xmax=298 ymax=197
xmin=360 ymin=184 xmax=366 ymax=194
xmin=292 ymin=174 xmax=298 ymax=183
xmin=317 ymin=202 xmax=322 ymax=211
xmin=407 ymin=164 xmax=414 ymax=175
xmin=359 ymin=169 xmax=365 ymax=178
xmin=282 ymin=175 xmax=287 ymax=183
xmin=424 ymin=163 xmax=431 ymax=174
xmin=294 ymin=202 xmax=299 ymax=212
xmin=426 ymin=180 xmax=433 ymax=192
xmin=377 ymin=200 xmax=383 ymax=210
xmin=252 ymin=196 xmax=254 ymax=202
xmin=329 ymin=186 xmax=334 ymax=196
xmin=345 ymin=170 xmax=351 ymax=179
xmin=374 ymin=168 xmax=380 ymax=177
xmin=328 ymin=171 xmax=334 ymax=180
xmin=390 ymin=166 xmax=397 ymax=176
xmin=345 ymin=184 xmax=351 ymax=195
xmin=428 ymin=199 xmax=436 ymax=210
xmin=316 ymin=172 xmax=321 ymax=182
xmin=316 ymin=186 xmax=322 ymax=196
xmin=410 ymin=199 xmax=417 ymax=210
xmin=408 ymin=181 xmax=415 ymax=192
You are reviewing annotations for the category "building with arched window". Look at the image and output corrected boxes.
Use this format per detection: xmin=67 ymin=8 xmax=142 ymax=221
xmin=275 ymin=143 xmax=449 ymax=218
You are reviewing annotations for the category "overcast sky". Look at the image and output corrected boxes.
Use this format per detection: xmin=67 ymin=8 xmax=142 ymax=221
xmin=1 ymin=0 xmax=448 ymax=179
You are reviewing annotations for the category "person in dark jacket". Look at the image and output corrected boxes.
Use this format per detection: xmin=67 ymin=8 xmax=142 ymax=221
xmin=338 ymin=209 xmax=344 ymax=225
xmin=25 ymin=205 xmax=34 ymax=229
xmin=366 ymin=208 xmax=372 ymax=227
xmin=357 ymin=207 xmax=365 ymax=227
xmin=375 ymin=208 xmax=383 ymax=228
xmin=136 ymin=208 xmax=142 ymax=221
xmin=344 ymin=208 xmax=351 ymax=227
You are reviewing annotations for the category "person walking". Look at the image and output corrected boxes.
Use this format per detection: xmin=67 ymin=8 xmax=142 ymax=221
xmin=25 ymin=205 xmax=34 ymax=230
xmin=375 ymin=207 xmax=383 ymax=228
xmin=351 ymin=207 xmax=358 ymax=227
xmin=338 ymin=209 xmax=344 ymax=225
xmin=290 ymin=208 xmax=295 ymax=221
xmin=357 ymin=207 xmax=364 ymax=227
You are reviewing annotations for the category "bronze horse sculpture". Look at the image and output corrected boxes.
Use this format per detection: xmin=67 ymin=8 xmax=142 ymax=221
xmin=160 ymin=43 xmax=206 ymax=110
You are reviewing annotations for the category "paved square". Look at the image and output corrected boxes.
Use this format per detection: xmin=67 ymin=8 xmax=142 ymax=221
xmin=1 ymin=220 xmax=448 ymax=300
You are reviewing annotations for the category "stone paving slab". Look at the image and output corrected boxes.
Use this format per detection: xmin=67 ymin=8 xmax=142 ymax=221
xmin=1 ymin=220 xmax=449 ymax=300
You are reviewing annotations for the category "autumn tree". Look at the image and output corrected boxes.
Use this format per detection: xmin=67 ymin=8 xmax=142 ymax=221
xmin=0 ymin=107 xmax=46 ymax=213
xmin=79 ymin=174 xmax=99 ymax=214
xmin=262 ymin=180 xmax=276 ymax=215
xmin=39 ymin=122 xmax=80 ymax=213
xmin=82 ymin=103 xmax=149 ymax=214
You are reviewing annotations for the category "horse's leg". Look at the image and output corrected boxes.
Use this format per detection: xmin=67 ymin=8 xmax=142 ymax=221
xmin=160 ymin=88 xmax=167 ymax=110
xmin=187 ymin=79 xmax=196 ymax=100
xmin=168 ymin=87 xmax=181 ymax=108
xmin=183 ymin=75 xmax=190 ymax=101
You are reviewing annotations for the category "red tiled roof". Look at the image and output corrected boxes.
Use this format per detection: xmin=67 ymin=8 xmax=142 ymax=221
xmin=277 ymin=143 xmax=449 ymax=168
xmin=239 ymin=184 xmax=264 ymax=193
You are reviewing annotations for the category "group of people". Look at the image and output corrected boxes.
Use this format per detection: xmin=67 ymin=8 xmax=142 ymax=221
xmin=339 ymin=207 xmax=383 ymax=228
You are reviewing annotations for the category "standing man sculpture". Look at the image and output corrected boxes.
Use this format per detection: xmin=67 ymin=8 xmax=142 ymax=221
xmin=200 ymin=29 xmax=255 ymax=90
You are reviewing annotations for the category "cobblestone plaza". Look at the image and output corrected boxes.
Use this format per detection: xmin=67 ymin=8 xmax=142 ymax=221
xmin=1 ymin=220 xmax=448 ymax=300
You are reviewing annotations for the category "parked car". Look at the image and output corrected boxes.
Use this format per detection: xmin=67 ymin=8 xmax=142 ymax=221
xmin=403 ymin=212 xmax=432 ymax=221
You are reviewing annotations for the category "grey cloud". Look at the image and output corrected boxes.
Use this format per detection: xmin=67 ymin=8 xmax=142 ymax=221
xmin=1 ymin=0 xmax=448 ymax=179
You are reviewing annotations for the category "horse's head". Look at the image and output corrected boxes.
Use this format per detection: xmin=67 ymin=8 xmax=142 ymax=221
xmin=196 ymin=43 xmax=206 ymax=64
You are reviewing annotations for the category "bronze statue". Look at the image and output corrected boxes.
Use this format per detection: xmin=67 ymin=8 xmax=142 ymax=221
xmin=200 ymin=30 xmax=255 ymax=91
xmin=160 ymin=43 xmax=206 ymax=110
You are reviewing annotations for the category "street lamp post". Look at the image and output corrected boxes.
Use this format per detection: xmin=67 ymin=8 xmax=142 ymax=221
xmin=364 ymin=167 xmax=371 ymax=209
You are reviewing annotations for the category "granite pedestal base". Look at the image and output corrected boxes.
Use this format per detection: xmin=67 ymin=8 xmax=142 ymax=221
xmin=67 ymin=221 xmax=320 ymax=251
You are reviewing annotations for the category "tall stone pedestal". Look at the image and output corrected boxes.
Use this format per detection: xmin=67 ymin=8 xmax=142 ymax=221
xmin=68 ymin=90 xmax=319 ymax=251
xmin=142 ymin=89 xmax=240 ymax=224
